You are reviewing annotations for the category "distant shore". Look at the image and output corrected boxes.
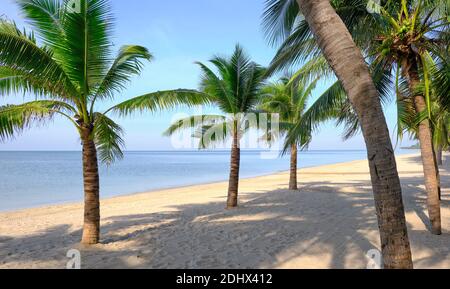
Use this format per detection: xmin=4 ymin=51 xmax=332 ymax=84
xmin=0 ymin=153 xmax=448 ymax=269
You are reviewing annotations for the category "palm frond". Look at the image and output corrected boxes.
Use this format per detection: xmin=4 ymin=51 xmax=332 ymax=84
xmin=433 ymin=53 xmax=450 ymax=110
xmin=163 ymin=114 xmax=231 ymax=149
xmin=108 ymin=89 xmax=211 ymax=116
xmin=301 ymin=81 xmax=347 ymax=132
xmin=266 ymin=21 xmax=319 ymax=76
xmin=56 ymin=0 xmax=114 ymax=94
xmin=0 ymin=100 xmax=76 ymax=140
xmin=286 ymin=56 xmax=332 ymax=86
xmin=0 ymin=66 xmax=48 ymax=97
xmin=93 ymin=112 xmax=125 ymax=165
xmin=196 ymin=61 xmax=234 ymax=113
xmin=262 ymin=0 xmax=299 ymax=46
xmin=196 ymin=120 xmax=233 ymax=149
xmin=0 ymin=19 xmax=78 ymax=98
xmin=198 ymin=45 xmax=267 ymax=114
xmin=93 ymin=45 xmax=152 ymax=103
xmin=16 ymin=0 xmax=65 ymax=49
xmin=163 ymin=114 xmax=226 ymax=136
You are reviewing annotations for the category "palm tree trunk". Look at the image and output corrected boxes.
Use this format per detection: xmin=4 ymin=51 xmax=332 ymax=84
xmin=227 ymin=129 xmax=241 ymax=208
xmin=408 ymin=62 xmax=442 ymax=235
xmin=296 ymin=0 xmax=413 ymax=268
xmin=434 ymin=147 xmax=442 ymax=201
xmin=431 ymin=144 xmax=442 ymax=201
xmin=289 ymin=144 xmax=298 ymax=190
xmin=80 ymin=127 xmax=101 ymax=245
xmin=436 ymin=145 xmax=443 ymax=166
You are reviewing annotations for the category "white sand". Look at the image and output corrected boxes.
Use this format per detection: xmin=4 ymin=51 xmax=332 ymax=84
xmin=0 ymin=153 xmax=449 ymax=269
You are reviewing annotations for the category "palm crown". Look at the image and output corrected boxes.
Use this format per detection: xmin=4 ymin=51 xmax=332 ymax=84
xmin=164 ymin=45 xmax=267 ymax=208
xmin=263 ymin=0 xmax=449 ymax=138
xmin=0 ymin=0 xmax=153 ymax=164
xmin=165 ymin=45 xmax=267 ymax=148
xmin=258 ymin=74 xmax=318 ymax=150
xmin=0 ymin=0 xmax=210 ymax=244
xmin=0 ymin=0 xmax=209 ymax=164
xmin=263 ymin=0 xmax=449 ymax=236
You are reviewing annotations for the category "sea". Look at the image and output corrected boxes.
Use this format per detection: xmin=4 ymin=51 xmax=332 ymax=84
xmin=0 ymin=150 xmax=416 ymax=211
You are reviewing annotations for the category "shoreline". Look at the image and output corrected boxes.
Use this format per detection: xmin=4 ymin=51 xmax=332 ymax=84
xmin=0 ymin=150 xmax=417 ymax=214
xmin=1 ymin=152 xmax=448 ymax=269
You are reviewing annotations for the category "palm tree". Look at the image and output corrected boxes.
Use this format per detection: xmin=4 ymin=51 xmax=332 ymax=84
xmin=367 ymin=0 xmax=450 ymax=235
xmin=265 ymin=0 xmax=450 ymax=236
xmin=263 ymin=0 xmax=413 ymax=268
xmin=258 ymin=75 xmax=318 ymax=190
xmin=432 ymin=108 xmax=449 ymax=166
xmin=0 ymin=0 xmax=208 ymax=244
xmin=164 ymin=45 xmax=267 ymax=208
xmin=432 ymin=46 xmax=450 ymax=166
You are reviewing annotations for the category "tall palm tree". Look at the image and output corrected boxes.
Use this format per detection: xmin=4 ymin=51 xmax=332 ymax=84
xmin=258 ymin=75 xmax=318 ymax=190
xmin=264 ymin=0 xmax=449 ymax=236
xmin=431 ymin=44 xmax=450 ymax=166
xmin=263 ymin=0 xmax=413 ymax=268
xmin=367 ymin=0 xmax=450 ymax=235
xmin=432 ymin=108 xmax=449 ymax=166
xmin=0 ymin=0 xmax=208 ymax=245
xmin=164 ymin=45 xmax=267 ymax=208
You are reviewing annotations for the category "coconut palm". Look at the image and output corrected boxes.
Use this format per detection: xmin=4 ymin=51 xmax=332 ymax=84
xmin=258 ymin=75 xmax=319 ymax=190
xmin=263 ymin=0 xmax=414 ymax=268
xmin=432 ymin=109 xmax=450 ymax=166
xmin=432 ymin=47 xmax=450 ymax=165
xmin=164 ymin=45 xmax=267 ymax=208
xmin=367 ymin=0 xmax=450 ymax=235
xmin=0 ymin=0 xmax=208 ymax=244
xmin=264 ymin=0 xmax=450 ymax=237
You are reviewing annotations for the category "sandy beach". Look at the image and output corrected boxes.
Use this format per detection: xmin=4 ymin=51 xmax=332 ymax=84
xmin=0 ymin=153 xmax=449 ymax=269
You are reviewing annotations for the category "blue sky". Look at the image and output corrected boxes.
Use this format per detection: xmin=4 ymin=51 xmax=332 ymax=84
xmin=0 ymin=0 xmax=413 ymax=151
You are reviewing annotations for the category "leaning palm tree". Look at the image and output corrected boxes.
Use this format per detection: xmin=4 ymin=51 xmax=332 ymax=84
xmin=264 ymin=0 xmax=449 ymax=237
xmin=367 ymin=0 xmax=449 ymax=235
xmin=164 ymin=45 xmax=267 ymax=208
xmin=0 ymin=0 xmax=207 ymax=245
xmin=263 ymin=0 xmax=413 ymax=268
xmin=431 ymin=46 xmax=450 ymax=166
xmin=258 ymin=75 xmax=318 ymax=190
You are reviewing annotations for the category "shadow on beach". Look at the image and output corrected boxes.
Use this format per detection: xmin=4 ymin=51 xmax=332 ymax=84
xmin=0 ymin=154 xmax=449 ymax=269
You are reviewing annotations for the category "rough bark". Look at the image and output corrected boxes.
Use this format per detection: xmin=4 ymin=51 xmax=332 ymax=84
xmin=289 ymin=144 xmax=298 ymax=190
xmin=80 ymin=125 xmax=101 ymax=245
xmin=296 ymin=0 xmax=413 ymax=268
xmin=227 ymin=129 xmax=241 ymax=208
xmin=434 ymin=147 xmax=442 ymax=201
xmin=408 ymin=62 xmax=442 ymax=235
xmin=436 ymin=145 xmax=443 ymax=166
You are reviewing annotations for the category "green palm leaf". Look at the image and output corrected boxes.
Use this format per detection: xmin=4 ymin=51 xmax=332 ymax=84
xmin=262 ymin=0 xmax=299 ymax=46
xmin=163 ymin=114 xmax=226 ymax=137
xmin=0 ymin=18 xmax=78 ymax=99
xmin=0 ymin=100 xmax=76 ymax=140
xmin=93 ymin=112 xmax=125 ymax=165
xmin=16 ymin=0 xmax=65 ymax=49
xmin=93 ymin=45 xmax=153 ymax=101
xmin=108 ymin=89 xmax=211 ymax=116
xmin=54 ymin=0 xmax=113 ymax=94
xmin=163 ymin=114 xmax=231 ymax=149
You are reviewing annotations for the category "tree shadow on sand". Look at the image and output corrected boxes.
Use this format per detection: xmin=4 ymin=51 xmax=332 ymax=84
xmin=0 ymin=154 xmax=449 ymax=269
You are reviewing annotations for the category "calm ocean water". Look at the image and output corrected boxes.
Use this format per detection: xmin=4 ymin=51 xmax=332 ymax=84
xmin=0 ymin=150 xmax=415 ymax=211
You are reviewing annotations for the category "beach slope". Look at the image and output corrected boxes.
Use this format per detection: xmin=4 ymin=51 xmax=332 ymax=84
xmin=0 ymin=153 xmax=449 ymax=269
